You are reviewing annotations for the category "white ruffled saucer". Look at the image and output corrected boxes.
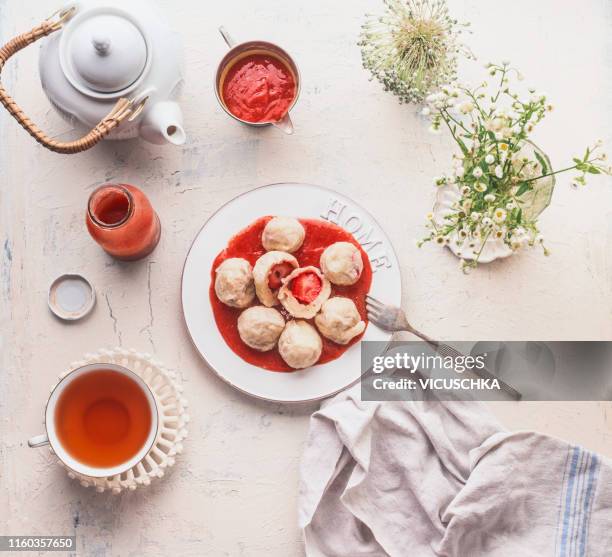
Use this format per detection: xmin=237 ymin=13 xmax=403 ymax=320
xmin=49 ymin=348 xmax=189 ymax=494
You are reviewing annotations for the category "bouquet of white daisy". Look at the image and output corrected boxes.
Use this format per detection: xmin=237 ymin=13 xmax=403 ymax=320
xmin=419 ymin=61 xmax=612 ymax=271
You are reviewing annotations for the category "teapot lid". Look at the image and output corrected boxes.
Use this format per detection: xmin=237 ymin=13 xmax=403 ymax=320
xmin=60 ymin=8 xmax=149 ymax=95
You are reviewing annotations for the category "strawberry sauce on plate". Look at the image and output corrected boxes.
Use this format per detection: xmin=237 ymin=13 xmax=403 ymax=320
xmin=210 ymin=216 xmax=372 ymax=372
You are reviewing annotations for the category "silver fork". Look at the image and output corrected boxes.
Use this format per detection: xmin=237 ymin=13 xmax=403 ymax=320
xmin=365 ymin=294 xmax=521 ymax=400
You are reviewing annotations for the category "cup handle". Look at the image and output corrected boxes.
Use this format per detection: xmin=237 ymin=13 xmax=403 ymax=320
xmin=272 ymin=113 xmax=294 ymax=135
xmin=219 ymin=26 xmax=237 ymax=48
xmin=28 ymin=433 xmax=49 ymax=448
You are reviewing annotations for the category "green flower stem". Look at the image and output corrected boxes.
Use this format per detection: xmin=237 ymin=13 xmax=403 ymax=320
xmin=523 ymin=158 xmax=601 ymax=184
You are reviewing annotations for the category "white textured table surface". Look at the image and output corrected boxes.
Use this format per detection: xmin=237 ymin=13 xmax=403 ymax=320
xmin=1 ymin=1 xmax=611 ymax=555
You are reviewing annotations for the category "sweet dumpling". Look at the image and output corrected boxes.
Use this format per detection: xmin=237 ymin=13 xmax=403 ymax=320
xmin=214 ymin=258 xmax=255 ymax=308
xmin=253 ymin=251 xmax=299 ymax=307
xmin=278 ymin=266 xmax=331 ymax=319
xmin=262 ymin=216 xmax=305 ymax=253
xmin=315 ymin=297 xmax=366 ymax=345
xmin=278 ymin=320 xmax=322 ymax=369
xmin=320 ymin=242 xmax=364 ymax=286
xmin=237 ymin=306 xmax=285 ymax=351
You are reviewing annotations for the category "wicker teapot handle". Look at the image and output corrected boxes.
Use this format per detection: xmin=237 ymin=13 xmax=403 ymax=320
xmin=0 ymin=7 xmax=147 ymax=154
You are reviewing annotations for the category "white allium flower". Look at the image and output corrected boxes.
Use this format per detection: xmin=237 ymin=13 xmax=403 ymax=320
xmin=359 ymin=2 xmax=473 ymax=105
xmin=472 ymin=167 xmax=483 ymax=178
xmin=485 ymin=154 xmax=495 ymax=164
xmin=484 ymin=193 xmax=496 ymax=202
xmin=494 ymin=165 xmax=504 ymax=179
xmin=493 ymin=208 xmax=507 ymax=223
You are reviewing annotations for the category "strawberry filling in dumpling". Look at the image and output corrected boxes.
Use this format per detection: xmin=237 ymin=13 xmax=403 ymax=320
xmin=268 ymin=262 xmax=296 ymax=290
xmin=278 ymin=266 xmax=331 ymax=319
xmin=290 ymin=271 xmax=322 ymax=304
xmin=253 ymin=251 xmax=299 ymax=307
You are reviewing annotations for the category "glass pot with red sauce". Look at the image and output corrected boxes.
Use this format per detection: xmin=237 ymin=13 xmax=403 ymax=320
xmin=86 ymin=184 xmax=161 ymax=261
xmin=215 ymin=27 xmax=300 ymax=134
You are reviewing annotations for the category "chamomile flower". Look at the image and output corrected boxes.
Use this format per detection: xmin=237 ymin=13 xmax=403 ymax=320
xmin=484 ymin=193 xmax=496 ymax=202
xmin=474 ymin=182 xmax=487 ymax=192
xmin=493 ymin=208 xmax=507 ymax=223
xmin=494 ymin=229 xmax=503 ymax=239
xmin=494 ymin=165 xmax=504 ymax=179
xmin=472 ymin=167 xmax=483 ymax=178
xmin=485 ymin=154 xmax=495 ymax=164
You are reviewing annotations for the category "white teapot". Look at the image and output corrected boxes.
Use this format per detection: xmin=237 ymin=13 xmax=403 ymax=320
xmin=0 ymin=2 xmax=186 ymax=153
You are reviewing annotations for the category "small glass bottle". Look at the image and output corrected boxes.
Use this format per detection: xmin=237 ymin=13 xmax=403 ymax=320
xmin=86 ymin=184 xmax=161 ymax=261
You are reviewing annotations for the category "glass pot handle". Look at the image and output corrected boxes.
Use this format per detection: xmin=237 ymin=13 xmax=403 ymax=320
xmin=218 ymin=26 xmax=237 ymax=48
xmin=0 ymin=7 xmax=147 ymax=154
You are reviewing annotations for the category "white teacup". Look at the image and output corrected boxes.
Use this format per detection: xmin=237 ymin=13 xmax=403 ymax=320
xmin=28 ymin=363 xmax=159 ymax=478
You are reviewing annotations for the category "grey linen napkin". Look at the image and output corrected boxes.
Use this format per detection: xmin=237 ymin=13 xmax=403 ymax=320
xmin=298 ymin=386 xmax=612 ymax=556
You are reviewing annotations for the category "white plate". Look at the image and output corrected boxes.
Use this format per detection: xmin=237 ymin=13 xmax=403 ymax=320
xmin=181 ymin=183 xmax=402 ymax=402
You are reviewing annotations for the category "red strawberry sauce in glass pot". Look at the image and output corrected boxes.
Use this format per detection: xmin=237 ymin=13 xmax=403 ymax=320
xmin=221 ymin=53 xmax=296 ymax=123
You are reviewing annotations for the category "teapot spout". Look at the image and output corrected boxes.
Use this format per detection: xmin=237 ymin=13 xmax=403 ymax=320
xmin=140 ymin=101 xmax=186 ymax=146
